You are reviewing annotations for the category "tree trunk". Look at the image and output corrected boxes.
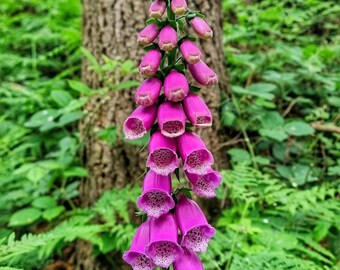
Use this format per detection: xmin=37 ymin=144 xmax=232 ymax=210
xmin=76 ymin=0 xmax=227 ymax=269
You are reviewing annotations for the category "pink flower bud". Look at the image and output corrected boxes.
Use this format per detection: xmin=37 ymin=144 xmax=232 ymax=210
xmin=180 ymin=40 xmax=202 ymax=64
xmin=158 ymin=26 xmax=178 ymax=51
xmin=183 ymin=92 xmax=212 ymax=128
xmin=135 ymin=77 xmax=162 ymax=106
xmin=149 ymin=0 xmax=166 ymax=19
xmin=188 ymin=60 xmax=218 ymax=86
xmin=171 ymin=0 xmax=188 ymax=15
xmin=158 ymin=101 xmax=186 ymax=138
xmin=190 ymin=17 xmax=213 ymax=39
xmin=139 ymin=49 xmax=162 ymax=76
xmin=137 ymin=24 xmax=159 ymax=46
xmin=164 ymin=70 xmax=189 ymax=102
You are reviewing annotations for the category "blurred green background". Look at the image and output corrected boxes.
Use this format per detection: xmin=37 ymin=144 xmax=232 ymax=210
xmin=0 ymin=0 xmax=339 ymax=269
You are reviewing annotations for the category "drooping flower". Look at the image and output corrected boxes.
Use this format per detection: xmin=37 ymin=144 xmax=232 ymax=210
xmin=123 ymin=105 xmax=158 ymax=140
xmin=135 ymin=77 xmax=162 ymax=106
xmin=139 ymin=49 xmax=162 ymax=76
xmin=173 ymin=248 xmax=204 ymax=270
xmin=175 ymin=195 xmax=215 ymax=253
xmin=149 ymin=0 xmax=166 ymax=19
xmin=177 ymin=132 xmax=214 ymax=175
xmin=189 ymin=17 xmax=213 ymax=39
xmin=164 ymin=70 xmax=189 ymax=102
xmin=137 ymin=24 xmax=160 ymax=46
xmin=183 ymin=92 xmax=212 ymax=128
xmin=188 ymin=60 xmax=218 ymax=86
xmin=123 ymin=220 xmax=156 ymax=270
xmin=158 ymin=101 xmax=186 ymax=138
xmin=158 ymin=26 xmax=178 ymax=51
xmin=145 ymin=213 xmax=183 ymax=268
xmin=171 ymin=0 xmax=188 ymax=15
xmin=185 ymin=169 xmax=222 ymax=198
xmin=180 ymin=40 xmax=202 ymax=64
xmin=137 ymin=171 xmax=175 ymax=218
xmin=146 ymin=131 xmax=179 ymax=175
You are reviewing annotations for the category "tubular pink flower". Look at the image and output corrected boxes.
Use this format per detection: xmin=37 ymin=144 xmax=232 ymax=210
xmin=139 ymin=49 xmax=162 ymax=77
xmin=123 ymin=105 xmax=158 ymax=140
xmin=123 ymin=220 xmax=156 ymax=270
xmin=137 ymin=24 xmax=160 ymax=46
xmin=158 ymin=26 xmax=178 ymax=51
xmin=164 ymin=70 xmax=189 ymax=102
xmin=135 ymin=77 xmax=162 ymax=106
xmin=173 ymin=248 xmax=204 ymax=270
xmin=175 ymin=195 xmax=215 ymax=253
xmin=149 ymin=0 xmax=166 ymax=19
xmin=183 ymin=92 xmax=212 ymax=128
xmin=145 ymin=213 xmax=183 ymax=268
xmin=146 ymin=131 xmax=179 ymax=175
xmin=158 ymin=101 xmax=186 ymax=138
xmin=177 ymin=131 xmax=214 ymax=175
xmin=189 ymin=17 xmax=213 ymax=39
xmin=137 ymin=171 xmax=175 ymax=218
xmin=171 ymin=0 xmax=188 ymax=15
xmin=180 ymin=40 xmax=202 ymax=64
xmin=188 ymin=60 xmax=218 ymax=86
xmin=185 ymin=169 xmax=222 ymax=198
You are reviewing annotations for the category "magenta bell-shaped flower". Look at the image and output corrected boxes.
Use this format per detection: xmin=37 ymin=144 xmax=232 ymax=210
xmin=177 ymin=132 xmax=214 ymax=175
xmin=173 ymin=248 xmax=204 ymax=270
xmin=149 ymin=0 xmax=166 ymax=19
xmin=158 ymin=26 xmax=178 ymax=51
xmin=135 ymin=77 xmax=162 ymax=106
xmin=180 ymin=40 xmax=202 ymax=64
xmin=123 ymin=220 xmax=156 ymax=270
xmin=183 ymin=92 xmax=212 ymax=128
xmin=137 ymin=24 xmax=159 ymax=46
xmin=164 ymin=70 xmax=189 ymax=102
xmin=147 ymin=131 xmax=179 ymax=175
xmin=145 ymin=213 xmax=183 ymax=268
xmin=175 ymin=195 xmax=216 ymax=253
xmin=190 ymin=17 xmax=213 ymax=39
xmin=137 ymin=171 xmax=175 ymax=218
xmin=188 ymin=60 xmax=218 ymax=86
xmin=139 ymin=49 xmax=162 ymax=77
xmin=124 ymin=105 xmax=158 ymax=140
xmin=186 ymin=169 xmax=222 ymax=198
xmin=171 ymin=0 xmax=188 ymax=15
xmin=158 ymin=101 xmax=186 ymax=138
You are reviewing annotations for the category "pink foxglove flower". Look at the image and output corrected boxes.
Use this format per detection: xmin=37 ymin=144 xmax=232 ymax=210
xmin=158 ymin=26 xmax=178 ymax=51
xmin=158 ymin=101 xmax=186 ymax=138
xmin=139 ymin=49 xmax=162 ymax=76
xmin=123 ymin=105 xmax=157 ymax=140
xmin=188 ymin=60 xmax=218 ymax=86
xmin=173 ymin=248 xmax=204 ymax=270
xmin=137 ymin=171 xmax=175 ymax=218
xmin=146 ymin=131 xmax=179 ymax=175
xmin=164 ymin=70 xmax=189 ymax=102
xmin=177 ymin=132 xmax=214 ymax=175
xmin=175 ymin=195 xmax=215 ymax=253
xmin=123 ymin=220 xmax=156 ymax=270
xmin=190 ymin=17 xmax=213 ymax=39
xmin=149 ymin=0 xmax=166 ymax=19
xmin=180 ymin=40 xmax=202 ymax=64
xmin=171 ymin=0 xmax=188 ymax=15
xmin=186 ymin=169 xmax=222 ymax=198
xmin=145 ymin=213 xmax=183 ymax=268
xmin=137 ymin=24 xmax=159 ymax=46
xmin=135 ymin=77 xmax=162 ymax=106
xmin=183 ymin=92 xmax=213 ymax=128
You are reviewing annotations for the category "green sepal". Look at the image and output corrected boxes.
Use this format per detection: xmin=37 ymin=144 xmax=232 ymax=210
xmin=189 ymin=85 xmax=201 ymax=93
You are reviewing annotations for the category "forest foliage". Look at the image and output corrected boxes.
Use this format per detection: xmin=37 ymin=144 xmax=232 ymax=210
xmin=0 ymin=0 xmax=339 ymax=269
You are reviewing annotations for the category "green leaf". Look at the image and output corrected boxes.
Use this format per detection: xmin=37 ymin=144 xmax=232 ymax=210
xmin=259 ymin=129 xmax=288 ymax=142
xmin=328 ymin=96 xmax=340 ymax=108
xmin=68 ymin=80 xmax=92 ymax=96
xmin=26 ymin=167 xmax=48 ymax=183
xmin=228 ymin=148 xmax=251 ymax=163
xmin=81 ymin=47 xmax=100 ymax=70
xmin=64 ymin=167 xmax=88 ymax=178
xmin=42 ymin=206 xmax=65 ymax=221
xmin=232 ymin=86 xmax=275 ymax=100
xmin=291 ymin=164 xmax=317 ymax=185
xmin=32 ymin=196 xmax=57 ymax=209
xmin=248 ymin=83 xmax=277 ymax=93
xmin=284 ymin=121 xmax=314 ymax=136
xmin=9 ymin=208 xmax=42 ymax=227
xmin=121 ymin=60 xmax=135 ymax=74
xmin=260 ymin=111 xmax=284 ymax=129
xmin=58 ymin=111 xmax=83 ymax=126
xmin=50 ymin=90 xmax=73 ymax=107
xmin=115 ymin=80 xmax=140 ymax=90
xmin=24 ymin=109 xmax=60 ymax=128
xmin=97 ymin=127 xmax=117 ymax=144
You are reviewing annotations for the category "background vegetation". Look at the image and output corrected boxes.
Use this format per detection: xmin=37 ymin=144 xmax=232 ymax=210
xmin=0 ymin=0 xmax=339 ymax=269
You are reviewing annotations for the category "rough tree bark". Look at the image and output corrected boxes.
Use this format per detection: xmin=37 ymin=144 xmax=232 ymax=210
xmin=76 ymin=0 xmax=227 ymax=269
